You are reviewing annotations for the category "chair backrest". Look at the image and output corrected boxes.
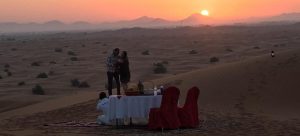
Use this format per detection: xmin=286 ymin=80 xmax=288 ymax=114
xmin=160 ymin=86 xmax=180 ymax=110
xmin=183 ymin=86 xmax=200 ymax=112
xmin=160 ymin=86 xmax=181 ymax=127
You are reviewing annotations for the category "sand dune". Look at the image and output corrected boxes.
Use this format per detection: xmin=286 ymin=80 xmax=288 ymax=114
xmin=0 ymin=48 xmax=299 ymax=136
xmin=1 ymin=25 xmax=300 ymax=135
xmin=154 ymin=49 xmax=300 ymax=120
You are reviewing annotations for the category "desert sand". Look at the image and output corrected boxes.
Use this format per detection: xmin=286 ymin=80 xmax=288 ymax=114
xmin=0 ymin=24 xmax=300 ymax=135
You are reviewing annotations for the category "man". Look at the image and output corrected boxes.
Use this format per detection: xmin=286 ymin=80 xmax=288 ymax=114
xmin=96 ymin=92 xmax=126 ymax=126
xmin=96 ymin=92 xmax=111 ymax=125
xmin=106 ymin=48 xmax=121 ymax=95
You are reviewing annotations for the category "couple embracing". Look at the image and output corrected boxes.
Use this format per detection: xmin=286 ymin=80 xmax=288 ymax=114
xmin=106 ymin=48 xmax=130 ymax=96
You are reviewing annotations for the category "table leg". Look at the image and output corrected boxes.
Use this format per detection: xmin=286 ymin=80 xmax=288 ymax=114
xmin=116 ymin=119 xmax=119 ymax=128
xmin=130 ymin=118 xmax=133 ymax=126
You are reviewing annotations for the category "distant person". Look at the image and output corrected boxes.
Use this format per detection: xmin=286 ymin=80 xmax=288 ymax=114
xmin=271 ymin=51 xmax=275 ymax=57
xmin=96 ymin=92 xmax=111 ymax=125
xmin=106 ymin=48 xmax=121 ymax=95
xmin=118 ymin=51 xmax=131 ymax=92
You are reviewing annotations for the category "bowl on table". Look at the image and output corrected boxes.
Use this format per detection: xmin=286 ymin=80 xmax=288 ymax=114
xmin=142 ymin=89 xmax=155 ymax=96
xmin=125 ymin=87 xmax=140 ymax=96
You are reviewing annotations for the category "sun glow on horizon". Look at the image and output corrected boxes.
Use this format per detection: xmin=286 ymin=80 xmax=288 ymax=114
xmin=0 ymin=0 xmax=300 ymax=23
xmin=201 ymin=10 xmax=210 ymax=16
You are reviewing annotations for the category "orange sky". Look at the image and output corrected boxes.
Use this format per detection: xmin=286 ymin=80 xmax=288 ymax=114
xmin=0 ymin=0 xmax=299 ymax=23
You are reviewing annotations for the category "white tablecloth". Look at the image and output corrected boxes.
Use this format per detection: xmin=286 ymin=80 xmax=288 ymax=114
xmin=108 ymin=95 xmax=162 ymax=120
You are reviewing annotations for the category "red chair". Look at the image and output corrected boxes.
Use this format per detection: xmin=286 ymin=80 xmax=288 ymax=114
xmin=148 ymin=86 xmax=181 ymax=130
xmin=178 ymin=86 xmax=200 ymax=128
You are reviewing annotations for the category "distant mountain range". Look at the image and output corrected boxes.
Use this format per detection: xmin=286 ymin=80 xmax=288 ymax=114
xmin=1 ymin=12 xmax=300 ymax=33
xmin=234 ymin=12 xmax=300 ymax=25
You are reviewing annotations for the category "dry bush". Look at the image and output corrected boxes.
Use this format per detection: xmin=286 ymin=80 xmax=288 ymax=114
xmin=70 ymin=57 xmax=79 ymax=61
xmin=142 ymin=50 xmax=150 ymax=55
xmin=18 ymin=81 xmax=25 ymax=86
xmin=162 ymin=60 xmax=169 ymax=65
xmin=210 ymin=57 xmax=220 ymax=63
xmin=37 ymin=73 xmax=48 ymax=78
xmin=7 ymin=71 xmax=12 ymax=76
xmin=71 ymin=79 xmax=80 ymax=87
xmin=226 ymin=48 xmax=234 ymax=52
xmin=31 ymin=62 xmax=41 ymax=66
xmin=68 ymin=51 xmax=76 ymax=56
xmin=54 ymin=48 xmax=63 ymax=52
xmin=253 ymin=46 xmax=261 ymax=49
xmin=189 ymin=50 xmax=198 ymax=54
xmin=49 ymin=61 xmax=57 ymax=64
xmin=4 ymin=64 xmax=10 ymax=68
xmin=153 ymin=63 xmax=167 ymax=74
xmin=32 ymin=84 xmax=45 ymax=95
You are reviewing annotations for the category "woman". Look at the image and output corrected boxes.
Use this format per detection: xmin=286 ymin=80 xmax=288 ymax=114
xmin=118 ymin=51 xmax=131 ymax=92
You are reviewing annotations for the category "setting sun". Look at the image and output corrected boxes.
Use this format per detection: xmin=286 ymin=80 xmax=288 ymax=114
xmin=201 ymin=10 xmax=210 ymax=16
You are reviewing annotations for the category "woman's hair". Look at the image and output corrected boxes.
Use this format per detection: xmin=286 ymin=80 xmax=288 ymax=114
xmin=121 ymin=51 xmax=128 ymax=59
xmin=99 ymin=92 xmax=107 ymax=100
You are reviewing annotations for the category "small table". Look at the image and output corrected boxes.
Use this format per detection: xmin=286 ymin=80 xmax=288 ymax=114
xmin=108 ymin=95 xmax=162 ymax=125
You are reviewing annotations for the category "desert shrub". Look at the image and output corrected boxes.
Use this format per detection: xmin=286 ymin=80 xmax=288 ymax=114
xmin=79 ymin=81 xmax=90 ymax=88
xmin=189 ymin=50 xmax=198 ymax=54
xmin=31 ymin=62 xmax=40 ymax=66
xmin=81 ymin=44 xmax=85 ymax=47
xmin=18 ymin=81 xmax=25 ymax=86
xmin=95 ymin=42 xmax=101 ymax=44
xmin=4 ymin=64 xmax=10 ymax=68
xmin=102 ymin=51 xmax=107 ymax=54
xmin=4 ymin=69 xmax=9 ymax=72
xmin=253 ymin=46 xmax=260 ymax=49
xmin=102 ymin=43 xmax=107 ymax=46
xmin=54 ymin=48 xmax=63 ymax=52
xmin=162 ymin=60 xmax=169 ymax=65
xmin=226 ymin=48 xmax=234 ymax=52
xmin=68 ymin=51 xmax=76 ymax=56
xmin=32 ymin=84 xmax=45 ymax=95
xmin=153 ymin=63 xmax=167 ymax=74
xmin=0 ymin=75 xmax=2 ymax=79
xmin=37 ymin=73 xmax=48 ymax=78
xmin=49 ymin=61 xmax=57 ymax=64
xmin=7 ymin=71 xmax=12 ymax=76
xmin=6 ymin=37 xmax=15 ymax=41
xmin=142 ymin=50 xmax=150 ymax=55
xmin=71 ymin=79 xmax=80 ymax=87
xmin=11 ymin=48 xmax=17 ymax=51
xmin=105 ymin=80 xmax=117 ymax=90
xmin=210 ymin=57 xmax=219 ymax=63
xmin=70 ymin=57 xmax=78 ymax=61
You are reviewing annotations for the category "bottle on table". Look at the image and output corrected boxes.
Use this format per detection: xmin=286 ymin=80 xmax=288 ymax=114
xmin=154 ymin=85 xmax=157 ymax=96
xmin=159 ymin=85 xmax=164 ymax=95
xmin=138 ymin=80 xmax=144 ymax=95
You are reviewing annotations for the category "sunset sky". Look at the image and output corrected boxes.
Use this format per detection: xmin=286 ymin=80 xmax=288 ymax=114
xmin=0 ymin=0 xmax=300 ymax=23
